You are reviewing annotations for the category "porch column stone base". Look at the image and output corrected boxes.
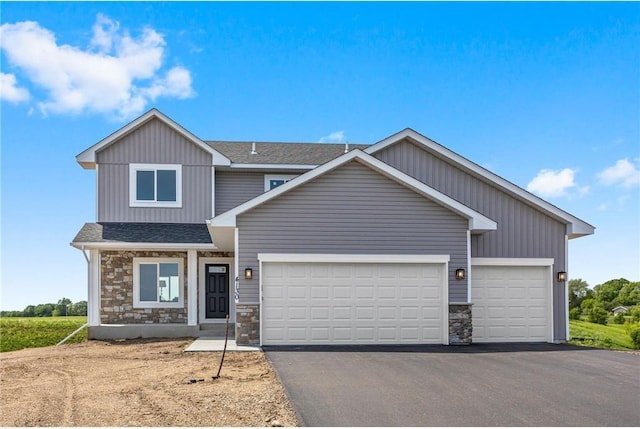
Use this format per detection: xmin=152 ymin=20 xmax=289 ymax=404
xmin=449 ymin=303 xmax=473 ymax=345
xmin=235 ymin=304 xmax=260 ymax=346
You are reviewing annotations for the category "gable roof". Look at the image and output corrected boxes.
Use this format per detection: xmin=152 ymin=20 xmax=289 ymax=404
xmin=76 ymin=109 xmax=231 ymax=169
xmin=208 ymin=149 xmax=498 ymax=235
xmin=365 ymin=128 xmax=595 ymax=239
xmin=70 ymin=222 xmax=214 ymax=250
xmin=207 ymin=141 xmax=369 ymax=167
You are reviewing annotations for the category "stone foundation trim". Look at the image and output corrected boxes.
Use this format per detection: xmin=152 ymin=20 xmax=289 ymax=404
xmin=235 ymin=303 xmax=260 ymax=346
xmin=449 ymin=303 xmax=473 ymax=345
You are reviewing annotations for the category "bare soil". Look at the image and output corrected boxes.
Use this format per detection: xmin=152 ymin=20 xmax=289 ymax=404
xmin=0 ymin=338 xmax=298 ymax=427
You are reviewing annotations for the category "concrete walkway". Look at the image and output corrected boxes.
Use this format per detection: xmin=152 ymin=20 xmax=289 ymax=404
xmin=184 ymin=337 xmax=261 ymax=352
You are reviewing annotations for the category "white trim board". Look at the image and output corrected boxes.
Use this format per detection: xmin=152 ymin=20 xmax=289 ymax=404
xmin=471 ymin=257 xmax=554 ymax=266
xmin=365 ymin=128 xmax=594 ymax=239
xmin=71 ymin=242 xmax=216 ymax=251
xmin=76 ymin=108 xmax=231 ymax=169
xmin=209 ymin=149 xmax=497 ymax=234
xmin=258 ymin=253 xmax=450 ymax=264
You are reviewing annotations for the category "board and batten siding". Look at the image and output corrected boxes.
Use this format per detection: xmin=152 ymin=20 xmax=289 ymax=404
xmin=374 ymin=138 xmax=569 ymax=340
xmin=96 ymin=118 xmax=213 ymax=223
xmin=237 ymin=161 xmax=469 ymax=303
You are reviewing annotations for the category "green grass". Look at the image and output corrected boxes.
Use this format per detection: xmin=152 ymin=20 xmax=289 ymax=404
xmin=569 ymin=320 xmax=638 ymax=350
xmin=0 ymin=316 xmax=88 ymax=352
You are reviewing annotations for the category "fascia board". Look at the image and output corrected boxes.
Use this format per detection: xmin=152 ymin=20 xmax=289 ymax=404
xmin=209 ymin=149 xmax=496 ymax=233
xmin=75 ymin=109 xmax=231 ymax=168
xmin=366 ymin=128 xmax=594 ymax=237
xmin=70 ymin=241 xmax=216 ymax=250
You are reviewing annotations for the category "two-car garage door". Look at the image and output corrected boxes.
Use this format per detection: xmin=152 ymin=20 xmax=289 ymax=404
xmin=261 ymin=256 xmax=448 ymax=345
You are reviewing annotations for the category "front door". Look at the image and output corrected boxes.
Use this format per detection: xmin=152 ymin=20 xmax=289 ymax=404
xmin=205 ymin=264 xmax=229 ymax=318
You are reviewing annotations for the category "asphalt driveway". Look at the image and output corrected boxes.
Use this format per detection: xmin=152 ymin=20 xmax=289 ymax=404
xmin=265 ymin=344 xmax=640 ymax=426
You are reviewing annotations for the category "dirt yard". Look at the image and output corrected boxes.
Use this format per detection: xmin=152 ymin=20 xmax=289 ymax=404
xmin=0 ymin=338 xmax=298 ymax=427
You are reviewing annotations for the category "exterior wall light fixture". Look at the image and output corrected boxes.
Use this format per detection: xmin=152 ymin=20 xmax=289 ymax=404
xmin=244 ymin=268 xmax=253 ymax=280
xmin=557 ymin=271 xmax=567 ymax=282
xmin=455 ymin=268 xmax=466 ymax=280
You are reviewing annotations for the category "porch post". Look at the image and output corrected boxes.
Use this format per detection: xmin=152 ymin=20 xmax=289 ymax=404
xmin=88 ymin=249 xmax=100 ymax=326
xmin=187 ymin=250 xmax=198 ymax=326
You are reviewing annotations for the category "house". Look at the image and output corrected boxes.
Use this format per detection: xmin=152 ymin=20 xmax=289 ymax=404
xmin=71 ymin=109 xmax=595 ymax=345
xmin=612 ymin=306 xmax=629 ymax=315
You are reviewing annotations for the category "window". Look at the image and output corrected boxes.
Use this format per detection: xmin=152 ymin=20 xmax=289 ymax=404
xmin=264 ymin=174 xmax=298 ymax=191
xmin=129 ymin=164 xmax=182 ymax=208
xmin=133 ymin=258 xmax=184 ymax=308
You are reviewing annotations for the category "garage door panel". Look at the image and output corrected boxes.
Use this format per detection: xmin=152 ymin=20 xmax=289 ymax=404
xmin=473 ymin=264 xmax=550 ymax=343
xmin=262 ymin=261 xmax=445 ymax=345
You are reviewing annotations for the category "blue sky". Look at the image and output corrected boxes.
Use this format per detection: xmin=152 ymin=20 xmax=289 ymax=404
xmin=1 ymin=2 xmax=639 ymax=311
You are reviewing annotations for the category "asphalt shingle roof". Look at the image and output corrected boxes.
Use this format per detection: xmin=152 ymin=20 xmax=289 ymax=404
xmin=72 ymin=223 xmax=212 ymax=244
xmin=206 ymin=141 xmax=370 ymax=165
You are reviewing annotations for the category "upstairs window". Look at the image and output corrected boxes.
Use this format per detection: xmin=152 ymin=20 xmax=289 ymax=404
xmin=264 ymin=174 xmax=298 ymax=191
xmin=129 ymin=164 xmax=182 ymax=208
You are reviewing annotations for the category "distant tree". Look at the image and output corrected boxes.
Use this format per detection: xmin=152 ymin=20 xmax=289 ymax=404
xmin=588 ymin=305 xmax=609 ymax=325
xmin=613 ymin=312 xmax=626 ymax=324
xmin=616 ymin=282 xmax=640 ymax=307
xmin=569 ymin=307 xmax=581 ymax=320
xmin=22 ymin=305 xmax=36 ymax=317
xmin=34 ymin=303 xmax=54 ymax=317
xmin=594 ymin=278 xmax=630 ymax=311
xmin=581 ymin=298 xmax=596 ymax=313
xmin=569 ymin=279 xmax=591 ymax=309
xmin=69 ymin=301 xmax=87 ymax=316
xmin=55 ymin=298 xmax=73 ymax=317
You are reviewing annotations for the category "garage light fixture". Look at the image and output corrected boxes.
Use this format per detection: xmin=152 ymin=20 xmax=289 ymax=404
xmin=557 ymin=271 xmax=567 ymax=282
xmin=244 ymin=268 xmax=253 ymax=280
xmin=455 ymin=268 xmax=465 ymax=280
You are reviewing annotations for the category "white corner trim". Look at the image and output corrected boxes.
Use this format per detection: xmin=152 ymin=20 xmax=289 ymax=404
xmin=88 ymin=249 xmax=100 ymax=326
xmin=211 ymin=165 xmax=216 ymax=218
xmin=466 ymin=230 xmax=472 ymax=302
xmin=209 ymin=149 xmax=496 ymax=233
xmin=442 ymin=260 xmax=450 ymax=346
xmin=258 ymin=253 xmax=450 ymax=264
xmin=76 ymin=108 xmax=231 ymax=169
xmin=364 ymin=128 xmax=594 ymax=238
xmin=471 ymin=257 xmax=554 ymax=267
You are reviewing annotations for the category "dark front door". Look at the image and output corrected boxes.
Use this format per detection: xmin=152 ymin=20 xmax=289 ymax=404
xmin=205 ymin=264 xmax=229 ymax=318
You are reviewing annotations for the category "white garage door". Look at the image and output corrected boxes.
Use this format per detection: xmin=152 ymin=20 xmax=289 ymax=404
xmin=261 ymin=259 xmax=447 ymax=345
xmin=472 ymin=262 xmax=551 ymax=343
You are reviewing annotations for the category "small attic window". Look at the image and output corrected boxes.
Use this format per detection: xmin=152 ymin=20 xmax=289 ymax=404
xmin=129 ymin=163 xmax=182 ymax=208
xmin=264 ymin=174 xmax=297 ymax=191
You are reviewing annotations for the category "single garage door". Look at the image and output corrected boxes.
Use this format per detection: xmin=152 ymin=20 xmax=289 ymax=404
xmin=261 ymin=258 xmax=448 ymax=345
xmin=472 ymin=261 xmax=552 ymax=343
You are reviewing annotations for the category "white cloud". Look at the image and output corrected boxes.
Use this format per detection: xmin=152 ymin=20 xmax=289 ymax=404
xmin=526 ymin=168 xmax=586 ymax=198
xmin=0 ymin=72 xmax=29 ymax=102
xmin=597 ymin=159 xmax=640 ymax=188
xmin=0 ymin=14 xmax=194 ymax=119
xmin=318 ymin=130 xmax=346 ymax=143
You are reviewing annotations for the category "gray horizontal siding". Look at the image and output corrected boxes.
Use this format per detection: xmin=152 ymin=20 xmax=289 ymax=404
xmin=96 ymin=117 xmax=213 ymax=223
xmin=237 ymin=161 xmax=468 ymax=303
xmin=97 ymin=118 xmax=212 ymax=165
xmin=375 ymin=138 xmax=568 ymax=340
xmin=98 ymin=164 xmax=211 ymax=223
xmin=215 ymin=171 xmax=265 ymax=215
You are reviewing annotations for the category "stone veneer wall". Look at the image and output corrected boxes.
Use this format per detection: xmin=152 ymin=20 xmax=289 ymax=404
xmin=100 ymin=250 xmax=189 ymax=324
xmin=235 ymin=304 xmax=260 ymax=345
xmin=449 ymin=303 xmax=473 ymax=345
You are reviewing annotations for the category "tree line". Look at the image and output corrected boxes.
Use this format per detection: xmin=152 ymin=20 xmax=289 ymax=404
xmin=0 ymin=298 xmax=87 ymax=318
xmin=569 ymin=278 xmax=640 ymax=325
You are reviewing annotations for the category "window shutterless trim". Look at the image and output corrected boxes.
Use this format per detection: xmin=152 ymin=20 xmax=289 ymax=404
xmin=132 ymin=257 xmax=184 ymax=308
xmin=129 ymin=163 xmax=183 ymax=208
